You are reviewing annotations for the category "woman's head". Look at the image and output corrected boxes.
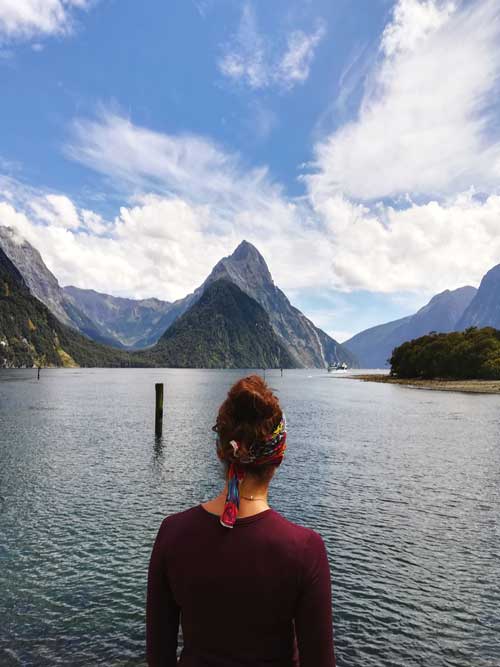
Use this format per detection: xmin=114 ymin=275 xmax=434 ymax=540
xmin=214 ymin=374 xmax=284 ymax=484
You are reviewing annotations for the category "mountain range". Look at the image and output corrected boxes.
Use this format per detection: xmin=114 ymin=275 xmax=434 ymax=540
xmin=5 ymin=222 xmax=500 ymax=371
xmin=341 ymin=263 xmax=500 ymax=368
xmin=344 ymin=286 xmax=478 ymax=367
xmin=0 ymin=228 xmax=354 ymax=368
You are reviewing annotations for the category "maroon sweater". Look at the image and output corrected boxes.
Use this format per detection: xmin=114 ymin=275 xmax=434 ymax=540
xmin=147 ymin=504 xmax=336 ymax=667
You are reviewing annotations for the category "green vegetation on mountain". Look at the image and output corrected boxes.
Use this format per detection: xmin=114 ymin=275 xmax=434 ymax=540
xmin=139 ymin=278 xmax=297 ymax=369
xmin=0 ymin=248 xmax=134 ymax=368
xmin=390 ymin=327 xmax=500 ymax=380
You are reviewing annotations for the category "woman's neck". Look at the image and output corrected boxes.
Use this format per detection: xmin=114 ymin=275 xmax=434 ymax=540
xmin=202 ymin=480 xmax=271 ymax=518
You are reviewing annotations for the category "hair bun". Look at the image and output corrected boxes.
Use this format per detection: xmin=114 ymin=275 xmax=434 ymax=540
xmin=215 ymin=375 xmax=283 ymax=475
xmin=217 ymin=375 xmax=283 ymax=460
xmin=218 ymin=374 xmax=281 ymax=429
xmin=230 ymin=384 xmax=274 ymax=422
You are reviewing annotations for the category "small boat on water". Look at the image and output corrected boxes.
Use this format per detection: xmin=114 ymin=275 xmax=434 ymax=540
xmin=327 ymin=362 xmax=348 ymax=372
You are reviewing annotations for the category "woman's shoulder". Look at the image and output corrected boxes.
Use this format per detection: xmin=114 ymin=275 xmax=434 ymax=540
xmin=267 ymin=509 xmax=326 ymax=547
xmin=154 ymin=505 xmax=201 ymax=537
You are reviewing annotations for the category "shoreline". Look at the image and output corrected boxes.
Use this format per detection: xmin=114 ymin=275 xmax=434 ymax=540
xmin=345 ymin=374 xmax=500 ymax=394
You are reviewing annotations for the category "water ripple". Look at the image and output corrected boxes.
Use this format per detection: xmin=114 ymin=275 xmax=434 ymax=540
xmin=0 ymin=368 xmax=499 ymax=666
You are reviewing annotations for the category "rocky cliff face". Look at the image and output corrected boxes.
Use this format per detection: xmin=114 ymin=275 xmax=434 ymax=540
xmin=0 ymin=226 xmax=122 ymax=347
xmin=0 ymin=247 xmax=131 ymax=368
xmin=345 ymin=286 xmax=477 ymax=368
xmin=456 ymin=265 xmax=500 ymax=330
xmin=0 ymin=226 xmax=73 ymax=326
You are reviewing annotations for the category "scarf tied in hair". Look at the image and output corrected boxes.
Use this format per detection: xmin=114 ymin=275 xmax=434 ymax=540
xmin=215 ymin=415 xmax=287 ymax=528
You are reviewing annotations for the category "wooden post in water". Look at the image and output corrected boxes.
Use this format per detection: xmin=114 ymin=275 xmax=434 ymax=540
xmin=155 ymin=383 xmax=164 ymax=438
xmin=37 ymin=366 xmax=40 ymax=380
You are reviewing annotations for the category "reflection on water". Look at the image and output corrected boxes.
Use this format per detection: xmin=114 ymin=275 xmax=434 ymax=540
xmin=0 ymin=368 xmax=499 ymax=666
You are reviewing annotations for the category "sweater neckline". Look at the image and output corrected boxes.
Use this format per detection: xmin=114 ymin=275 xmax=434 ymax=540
xmin=197 ymin=503 xmax=274 ymax=525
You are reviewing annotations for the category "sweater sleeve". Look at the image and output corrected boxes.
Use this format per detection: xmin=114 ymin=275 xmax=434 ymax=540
xmin=294 ymin=530 xmax=336 ymax=667
xmin=146 ymin=520 xmax=180 ymax=667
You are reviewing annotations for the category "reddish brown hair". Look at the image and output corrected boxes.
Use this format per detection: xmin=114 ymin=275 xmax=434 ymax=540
xmin=215 ymin=374 xmax=283 ymax=481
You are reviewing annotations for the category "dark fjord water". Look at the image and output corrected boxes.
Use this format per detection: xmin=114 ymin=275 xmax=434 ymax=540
xmin=0 ymin=368 xmax=499 ymax=667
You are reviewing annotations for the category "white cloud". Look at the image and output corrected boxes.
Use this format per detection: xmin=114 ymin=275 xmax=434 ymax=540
xmin=0 ymin=129 xmax=304 ymax=299
xmin=0 ymin=0 xmax=91 ymax=42
xmin=3 ymin=156 xmax=500 ymax=306
xmin=308 ymin=0 xmax=500 ymax=201
xmin=312 ymin=189 xmax=500 ymax=295
xmin=218 ymin=3 xmax=325 ymax=90
xmin=80 ymin=209 xmax=106 ymax=235
xmin=381 ymin=0 xmax=455 ymax=56
xmin=30 ymin=194 xmax=81 ymax=229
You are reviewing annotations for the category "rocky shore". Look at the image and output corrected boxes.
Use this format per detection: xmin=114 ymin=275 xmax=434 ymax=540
xmin=346 ymin=374 xmax=500 ymax=394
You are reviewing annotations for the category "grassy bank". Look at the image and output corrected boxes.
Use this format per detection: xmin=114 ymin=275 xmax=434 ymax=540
xmin=346 ymin=374 xmax=500 ymax=394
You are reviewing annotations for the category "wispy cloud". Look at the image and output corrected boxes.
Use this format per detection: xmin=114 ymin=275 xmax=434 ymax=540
xmin=278 ymin=24 xmax=326 ymax=87
xmin=218 ymin=3 xmax=325 ymax=91
xmin=66 ymin=111 xmax=289 ymax=222
xmin=308 ymin=0 xmax=500 ymax=201
xmin=0 ymin=0 xmax=92 ymax=43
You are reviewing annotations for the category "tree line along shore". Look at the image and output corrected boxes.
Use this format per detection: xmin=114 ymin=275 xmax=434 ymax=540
xmin=350 ymin=327 xmax=500 ymax=394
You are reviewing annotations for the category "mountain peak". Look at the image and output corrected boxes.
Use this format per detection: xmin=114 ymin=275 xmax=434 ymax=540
xmin=423 ymin=285 xmax=476 ymax=309
xmin=231 ymin=239 xmax=262 ymax=260
xmin=206 ymin=240 xmax=274 ymax=290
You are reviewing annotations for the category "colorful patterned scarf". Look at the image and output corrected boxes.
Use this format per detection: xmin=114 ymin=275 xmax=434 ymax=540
xmin=215 ymin=415 xmax=287 ymax=528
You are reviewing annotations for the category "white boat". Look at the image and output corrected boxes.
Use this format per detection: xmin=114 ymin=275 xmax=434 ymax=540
xmin=327 ymin=362 xmax=348 ymax=372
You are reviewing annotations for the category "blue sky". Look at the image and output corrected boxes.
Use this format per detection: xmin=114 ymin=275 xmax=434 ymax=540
xmin=1 ymin=0 xmax=500 ymax=341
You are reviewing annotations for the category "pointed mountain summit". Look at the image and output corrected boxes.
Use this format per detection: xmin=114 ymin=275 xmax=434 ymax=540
xmin=456 ymin=264 xmax=500 ymax=330
xmin=207 ymin=240 xmax=274 ymax=290
xmin=344 ymin=285 xmax=477 ymax=368
xmin=128 ymin=239 xmax=356 ymax=367
xmin=181 ymin=240 xmax=356 ymax=368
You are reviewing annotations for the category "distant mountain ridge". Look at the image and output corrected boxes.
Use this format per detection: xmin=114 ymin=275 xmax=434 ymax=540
xmin=344 ymin=286 xmax=477 ymax=368
xmin=63 ymin=286 xmax=172 ymax=348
